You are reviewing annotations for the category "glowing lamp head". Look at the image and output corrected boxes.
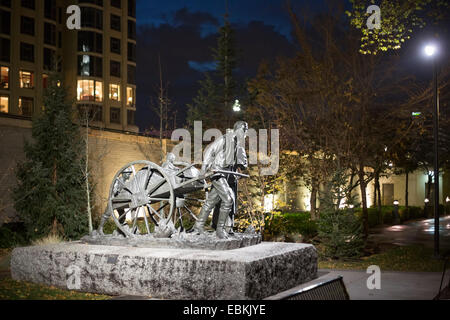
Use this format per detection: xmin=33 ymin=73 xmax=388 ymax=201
xmin=393 ymin=200 xmax=399 ymax=206
xmin=424 ymin=44 xmax=437 ymax=57
xmin=424 ymin=198 xmax=430 ymax=204
xmin=446 ymin=196 xmax=450 ymax=203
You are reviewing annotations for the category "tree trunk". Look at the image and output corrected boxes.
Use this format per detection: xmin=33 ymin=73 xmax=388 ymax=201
xmin=405 ymin=171 xmax=409 ymax=209
xmin=374 ymin=171 xmax=381 ymax=224
xmin=310 ymin=180 xmax=317 ymax=220
xmin=358 ymin=164 xmax=369 ymax=237
xmin=84 ymin=114 xmax=93 ymax=233
xmin=376 ymin=175 xmax=382 ymax=224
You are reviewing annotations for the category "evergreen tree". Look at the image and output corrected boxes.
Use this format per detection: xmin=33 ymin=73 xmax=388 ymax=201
xmin=187 ymin=16 xmax=244 ymax=131
xmin=13 ymin=75 xmax=88 ymax=241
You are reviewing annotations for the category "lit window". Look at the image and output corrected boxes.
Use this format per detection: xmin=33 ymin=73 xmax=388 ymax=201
xmin=42 ymin=74 xmax=48 ymax=89
xmin=18 ymin=97 xmax=33 ymax=116
xmin=77 ymin=79 xmax=103 ymax=102
xmin=126 ymin=86 xmax=135 ymax=107
xmin=0 ymin=66 xmax=8 ymax=89
xmin=0 ymin=95 xmax=8 ymax=113
xmin=19 ymin=70 xmax=34 ymax=88
xmin=95 ymin=80 xmax=103 ymax=101
xmin=109 ymin=83 xmax=120 ymax=101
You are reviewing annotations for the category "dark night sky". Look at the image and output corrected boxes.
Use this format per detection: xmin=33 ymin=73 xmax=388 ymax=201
xmin=133 ymin=1 xmax=449 ymax=133
xmin=134 ymin=0 xmax=330 ymax=132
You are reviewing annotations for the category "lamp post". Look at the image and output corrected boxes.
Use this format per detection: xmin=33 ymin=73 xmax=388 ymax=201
xmin=423 ymin=43 xmax=440 ymax=257
xmin=393 ymin=200 xmax=400 ymax=224
xmin=424 ymin=198 xmax=430 ymax=218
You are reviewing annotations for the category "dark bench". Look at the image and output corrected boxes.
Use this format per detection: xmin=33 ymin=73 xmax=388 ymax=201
xmin=434 ymin=250 xmax=450 ymax=300
xmin=265 ymin=275 xmax=350 ymax=300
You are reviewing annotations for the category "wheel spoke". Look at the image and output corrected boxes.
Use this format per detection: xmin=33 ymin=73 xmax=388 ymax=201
xmin=131 ymin=165 xmax=141 ymax=193
xmin=142 ymin=206 xmax=151 ymax=234
xmin=147 ymin=204 xmax=163 ymax=220
xmin=177 ymin=208 xmax=184 ymax=232
xmin=156 ymin=202 xmax=169 ymax=212
xmin=146 ymin=204 xmax=160 ymax=225
xmin=131 ymin=208 xmax=138 ymax=233
xmin=148 ymin=178 xmax=167 ymax=196
xmin=184 ymin=205 xmax=198 ymax=221
xmin=115 ymin=178 xmax=133 ymax=194
xmin=112 ymin=196 xmax=131 ymax=203
xmin=144 ymin=168 xmax=153 ymax=190
xmin=117 ymin=207 xmax=132 ymax=221
xmin=184 ymin=197 xmax=205 ymax=203
xmin=149 ymin=197 xmax=170 ymax=202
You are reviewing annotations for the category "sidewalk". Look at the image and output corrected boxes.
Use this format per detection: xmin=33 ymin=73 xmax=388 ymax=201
xmin=368 ymin=215 xmax=450 ymax=251
xmin=319 ymin=269 xmax=447 ymax=300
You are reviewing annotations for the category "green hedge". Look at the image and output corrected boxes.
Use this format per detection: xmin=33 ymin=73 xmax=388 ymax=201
xmin=355 ymin=205 xmax=446 ymax=228
xmin=265 ymin=211 xmax=318 ymax=239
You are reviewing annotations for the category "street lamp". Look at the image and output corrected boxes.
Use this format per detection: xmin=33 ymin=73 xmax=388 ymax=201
xmin=423 ymin=42 xmax=440 ymax=257
xmin=232 ymin=99 xmax=241 ymax=112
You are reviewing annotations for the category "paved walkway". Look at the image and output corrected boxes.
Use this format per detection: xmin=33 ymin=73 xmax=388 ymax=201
xmin=368 ymin=215 xmax=450 ymax=252
xmin=318 ymin=269 xmax=446 ymax=300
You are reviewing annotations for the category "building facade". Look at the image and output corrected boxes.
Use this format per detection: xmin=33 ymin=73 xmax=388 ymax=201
xmin=0 ymin=0 xmax=138 ymax=132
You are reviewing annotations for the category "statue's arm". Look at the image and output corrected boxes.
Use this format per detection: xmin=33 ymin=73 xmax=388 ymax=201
xmin=202 ymin=137 xmax=223 ymax=172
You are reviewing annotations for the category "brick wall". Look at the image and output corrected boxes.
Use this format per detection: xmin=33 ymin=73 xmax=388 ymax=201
xmin=0 ymin=116 xmax=168 ymax=225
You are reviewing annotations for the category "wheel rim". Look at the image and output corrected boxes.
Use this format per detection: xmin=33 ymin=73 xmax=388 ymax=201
xmin=108 ymin=160 xmax=175 ymax=237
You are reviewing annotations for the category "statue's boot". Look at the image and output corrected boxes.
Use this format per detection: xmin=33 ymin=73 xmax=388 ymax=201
xmin=216 ymin=210 xmax=229 ymax=239
xmin=189 ymin=207 xmax=210 ymax=234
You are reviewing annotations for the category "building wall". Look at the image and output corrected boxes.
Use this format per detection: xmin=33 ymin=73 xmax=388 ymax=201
xmin=0 ymin=116 xmax=166 ymax=225
xmin=0 ymin=0 xmax=138 ymax=132
xmin=271 ymin=168 xmax=448 ymax=213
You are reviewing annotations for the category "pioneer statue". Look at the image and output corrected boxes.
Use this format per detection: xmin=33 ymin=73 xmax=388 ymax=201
xmin=190 ymin=121 xmax=248 ymax=239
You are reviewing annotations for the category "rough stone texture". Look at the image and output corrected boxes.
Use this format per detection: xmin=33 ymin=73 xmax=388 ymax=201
xmin=10 ymin=241 xmax=317 ymax=300
xmin=80 ymin=232 xmax=262 ymax=250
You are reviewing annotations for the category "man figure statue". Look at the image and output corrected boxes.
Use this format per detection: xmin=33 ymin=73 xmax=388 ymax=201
xmin=192 ymin=121 xmax=248 ymax=239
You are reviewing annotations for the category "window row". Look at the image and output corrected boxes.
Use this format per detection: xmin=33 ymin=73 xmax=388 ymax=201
xmin=0 ymin=96 xmax=135 ymax=123
xmin=78 ymin=32 xmax=135 ymax=62
xmin=1 ymin=42 xmax=60 ymax=71
xmin=77 ymin=103 xmax=135 ymax=125
xmin=0 ymin=95 xmax=34 ymax=117
xmin=0 ymin=67 xmax=61 ymax=90
xmin=77 ymin=54 xmax=135 ymax=83
xmin=77 ymin=79 xmax=135 ymax=105
xmin=0 ymin=0 xmax=59 ymax=21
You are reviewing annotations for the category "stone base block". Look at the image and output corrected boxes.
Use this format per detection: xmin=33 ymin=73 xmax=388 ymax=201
xmin=10 ymin=241 xmax=317 ymax=300
xmin=80 ymin=231 xmax=262 ymax=250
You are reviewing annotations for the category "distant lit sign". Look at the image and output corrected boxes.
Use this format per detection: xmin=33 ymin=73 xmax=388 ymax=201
xmin=412 ymin=112 xmax=422 ymax=117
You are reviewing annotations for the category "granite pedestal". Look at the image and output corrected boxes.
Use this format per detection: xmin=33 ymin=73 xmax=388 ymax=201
xmin=10 ymin=241 xmax=318 ymax=300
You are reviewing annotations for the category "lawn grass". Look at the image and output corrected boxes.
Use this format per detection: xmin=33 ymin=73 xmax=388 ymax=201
xmin=318 ymin=245 xmax=445 ymax=272
xmin=0 ymin=278 xmax=111 ymax=300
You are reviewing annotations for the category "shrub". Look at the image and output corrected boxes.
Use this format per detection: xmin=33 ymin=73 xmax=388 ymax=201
xmin=317 ymin=208 xmax=365 ymax=259
xmin=264 ymin=211 xmax=317 ymax=240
